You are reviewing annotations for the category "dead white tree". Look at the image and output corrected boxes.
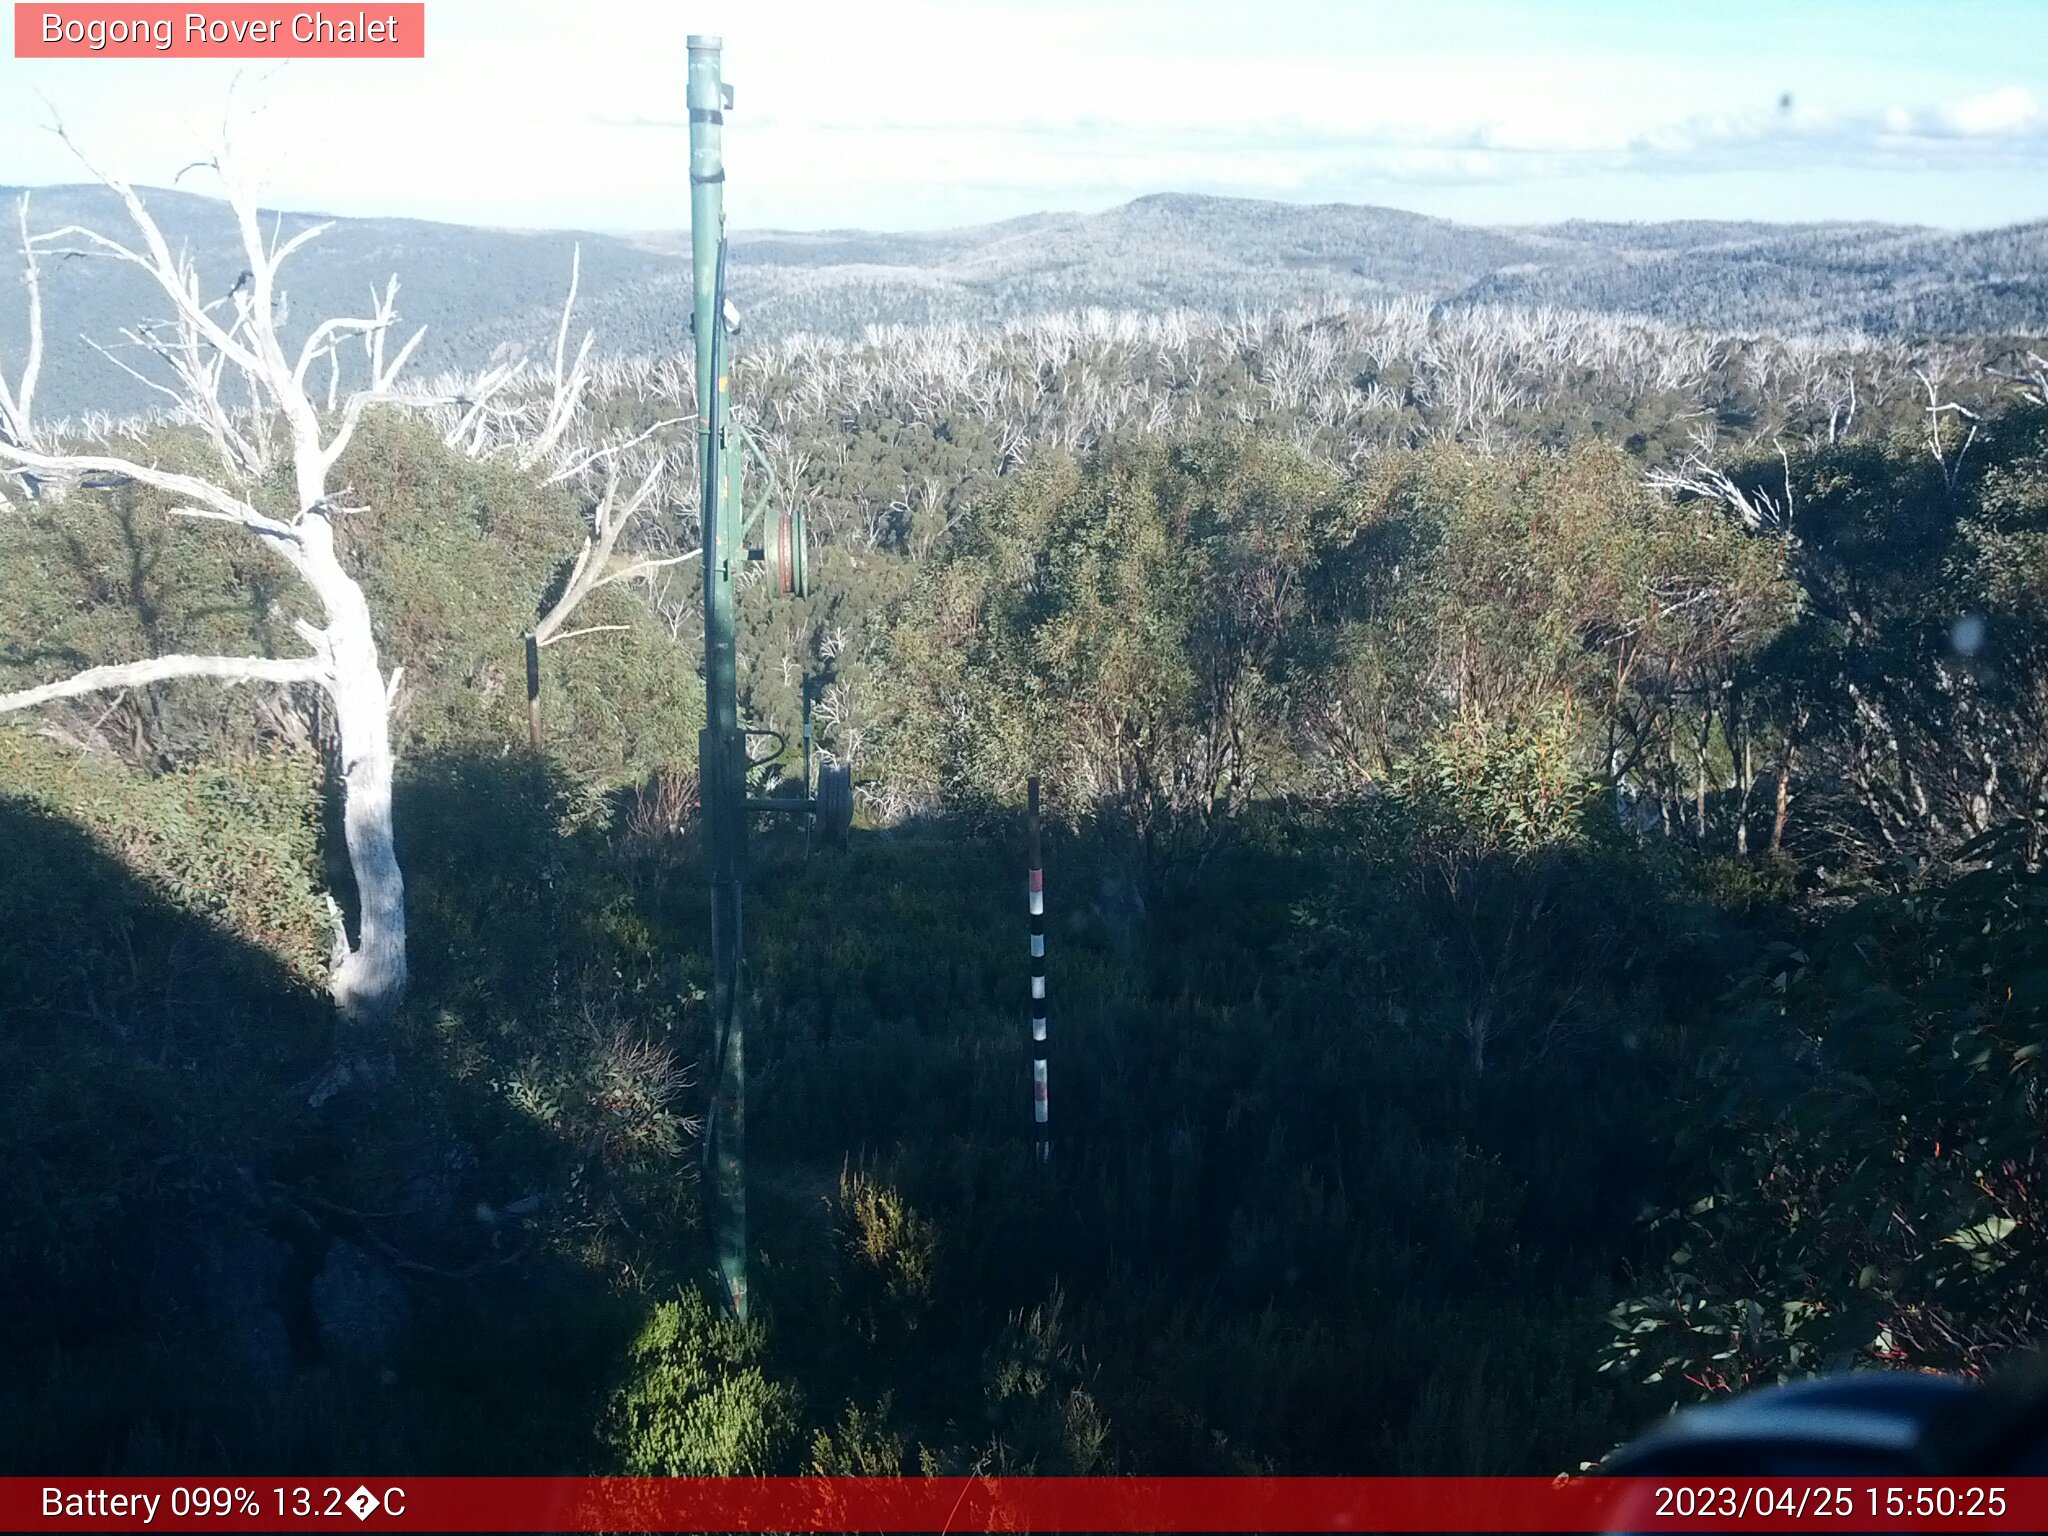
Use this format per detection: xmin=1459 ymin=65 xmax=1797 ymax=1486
xmin=1916 ymin=368 xmax=1981 ymax=499
xmin=428 ymin=248 xmax=595 ymax=470
xmin=537 ymin=446 xmax=697 ymax=646
xmin=0 ymin=147 xmax=427 ymax=1025
xmin=521 ymin=245 xmax=594 ymax=470
xmin=0 ymin=192 xmax=44 ymax=478
xmin=521 ymin=434 xmax=695 ymax=744
xmin=1988 ymin=349 xmax=2048 ymax=408
xmin=439 ymin=356 xmax=524 ymax=457
xmin=1646 ymin=439 xmax=1795 ymax=534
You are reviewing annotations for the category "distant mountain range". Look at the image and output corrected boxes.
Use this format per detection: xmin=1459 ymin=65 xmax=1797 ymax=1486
xmin=3 ymin=186 xmax=2044 ymax=421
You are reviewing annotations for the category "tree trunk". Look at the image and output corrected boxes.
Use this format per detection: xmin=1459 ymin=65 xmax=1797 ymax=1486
xmin=525 ymin=631 xmax=543 ymax=749
xmin=1695 ymin=702 xmax=1713 ymax=844
xmin=1726 ymin=705 xmax=1754 ymax=856
xmin=1736 ymin=728 xmax=1752 ymax=856
xmin=1769 ymin=709 xmax=1808 ymax=857
xmin=1771 ymin=744 xmax=1797 ymax=856
xmin=301 ymin=521 xmax=408 ymax=1024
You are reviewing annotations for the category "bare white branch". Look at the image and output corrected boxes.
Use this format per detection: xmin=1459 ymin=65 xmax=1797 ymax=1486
xmin=587 ymin=549 xmax=700 ymax=592
xmin=545 ymin=415 xmax=690 ymax=485
xmin=519 ymin=247 xmax=592 ymax=470
xmin=0 ymin=652 xmax=328 ymax=714
xmin=0 ymin=440 xmax=300 ymax=543
xmin=1646 ymin=451 xmax=1791 ymax=533
xmin=537 ymin=623 xmax=632 ymax=649
xmin=0 ymin=192 xmax=44 ymax=453
xmin=533 ymin=446 xmax=676 ymax=646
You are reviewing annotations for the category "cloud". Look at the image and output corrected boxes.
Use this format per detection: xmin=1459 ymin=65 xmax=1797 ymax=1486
xmin=1923 ymin=86 xmax=2041 ymax=138
xmin=4 ymin=1 xmax=2046 ymax=230
xmin=605 ymin=79 xmax=2048 ymax=194
xmin=677 ymin=83 xmax=2048 ymax=217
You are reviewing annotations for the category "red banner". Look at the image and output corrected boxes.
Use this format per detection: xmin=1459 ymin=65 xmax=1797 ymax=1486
xmin=13 ymin=5 xmax=425 ymax=58
xmin=4 ymin=1476 xmax=2047 ymax=1532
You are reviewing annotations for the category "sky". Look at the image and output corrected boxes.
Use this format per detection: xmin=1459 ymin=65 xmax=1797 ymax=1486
xmin=3 ymin=0 xmax=2047 ymax=233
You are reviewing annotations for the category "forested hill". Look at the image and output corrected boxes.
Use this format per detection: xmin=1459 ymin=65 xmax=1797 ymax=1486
xmin=5 ymin=183 xmax=2046 ymax=419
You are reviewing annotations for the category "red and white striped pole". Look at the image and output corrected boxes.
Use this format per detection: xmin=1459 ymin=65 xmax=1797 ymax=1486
xmin=1027 ymin=776 xmax=1049 ymax=1164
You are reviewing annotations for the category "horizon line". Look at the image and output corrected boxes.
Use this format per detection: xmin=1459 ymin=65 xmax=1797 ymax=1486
xmin=3 ymin=180 xmax=2043 ymax=241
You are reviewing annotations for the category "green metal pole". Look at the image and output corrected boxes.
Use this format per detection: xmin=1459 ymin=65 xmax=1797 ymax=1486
xmin=689 ymin=33 xmax=748 ymax=1322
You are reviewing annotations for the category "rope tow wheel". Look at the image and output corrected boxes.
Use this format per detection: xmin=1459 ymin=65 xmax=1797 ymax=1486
xmin=742 ymin=712 xmax=852 ymax=844
xmin=736 ymin=420 xmax=810 ymax=600
xmin=777 ymin=503 xmax=809 ymax=598
xmin=764 ymin=500 xmax=808 ymax=598
xmin=816 ymin=761 xmax=854 ymax=844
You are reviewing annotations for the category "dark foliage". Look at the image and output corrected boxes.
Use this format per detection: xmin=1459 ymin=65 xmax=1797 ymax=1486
xmin=5 ymin=359 xmax=2048 ymax=1477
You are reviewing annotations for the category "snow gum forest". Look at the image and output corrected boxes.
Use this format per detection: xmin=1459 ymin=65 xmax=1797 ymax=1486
xmin=4 ymin=169 xmax=2048 ymax=1477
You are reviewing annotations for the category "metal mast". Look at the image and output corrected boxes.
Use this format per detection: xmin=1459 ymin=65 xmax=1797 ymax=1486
xmin=689 ymin=34 xmax=749 ymax=1322
xmin=687 ymin=37 xmax=848 ymax=1321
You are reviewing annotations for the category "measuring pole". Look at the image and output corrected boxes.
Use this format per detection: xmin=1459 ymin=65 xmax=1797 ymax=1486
xmin=1028 ymin=778 xmax=1050 ymax=1163
xmin=689 ymin=33 xmax=748 ymax=1322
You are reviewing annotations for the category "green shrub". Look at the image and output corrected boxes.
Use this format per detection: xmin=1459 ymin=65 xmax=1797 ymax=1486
xmin=602 ymin=1289 xmax=803 ymax=1475
xmin=1604 ymin=814 xmax=2048 ymax=1397
xmin=0 ymin=731 xmax=329 ymax=984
